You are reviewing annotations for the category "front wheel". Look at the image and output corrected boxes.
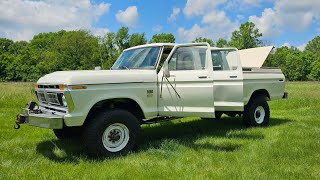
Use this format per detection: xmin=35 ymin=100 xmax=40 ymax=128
xmin=243 ymin=96 xmax=270 ymax=127
xmin=83 ymin=109 xmax=140 ymax=158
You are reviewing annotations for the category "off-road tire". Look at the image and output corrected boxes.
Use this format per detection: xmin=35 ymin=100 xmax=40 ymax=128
xmin=243 ymin=96 xmax=270 ymax=127
xmin=83 ymin=109 xmax=140 ymax=158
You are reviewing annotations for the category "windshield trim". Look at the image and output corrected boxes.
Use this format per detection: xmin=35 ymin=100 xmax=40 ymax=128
xmin=112 ymin=46 xmax=162 ymax=70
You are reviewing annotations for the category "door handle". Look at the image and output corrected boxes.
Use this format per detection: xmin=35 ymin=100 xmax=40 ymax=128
xmin=229 ymin=75 xmax=237 ymax=78
xmin=198 ymin=76 xmax=207 ymax=79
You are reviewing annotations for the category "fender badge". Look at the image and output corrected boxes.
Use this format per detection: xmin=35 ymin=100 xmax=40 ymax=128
xmin=147 ymin=90 xmax=153 ymax=97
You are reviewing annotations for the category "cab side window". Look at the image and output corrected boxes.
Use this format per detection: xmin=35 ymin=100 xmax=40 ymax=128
xmin=169 ymin=46 xmax=206 ymax=70
xmin=212 ymin=50 xmax=238 ymax=71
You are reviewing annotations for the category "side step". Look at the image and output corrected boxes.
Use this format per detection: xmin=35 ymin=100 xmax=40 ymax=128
xmin=141 ymin=116 xmax=178 ymax=124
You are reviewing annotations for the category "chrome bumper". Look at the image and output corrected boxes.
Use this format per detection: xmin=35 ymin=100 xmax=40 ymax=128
xmin=16 ymin=108 xmax=63 ymax=129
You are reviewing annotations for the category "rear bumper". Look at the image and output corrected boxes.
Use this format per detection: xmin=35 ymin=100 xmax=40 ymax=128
xmin=283 ymin=92 xmax=288 ymax=99
xmin=16 ymin=108 xmax=63 ymax=129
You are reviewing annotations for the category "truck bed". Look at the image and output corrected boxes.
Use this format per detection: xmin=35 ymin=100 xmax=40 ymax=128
xmin=242 ymin=67 xmax=285 ymax=105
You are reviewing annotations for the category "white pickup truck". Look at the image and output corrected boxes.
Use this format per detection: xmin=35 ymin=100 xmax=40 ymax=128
xmin=16 ymin=43 xmax=287 ymax=157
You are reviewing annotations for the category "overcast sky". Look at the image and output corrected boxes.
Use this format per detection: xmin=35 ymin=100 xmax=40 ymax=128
xmin=0 ymin=0 xmax=319 ymax=50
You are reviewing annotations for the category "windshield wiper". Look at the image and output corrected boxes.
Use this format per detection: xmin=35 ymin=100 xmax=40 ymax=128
xmin=119 ymin=66 xmax=130 ymax=70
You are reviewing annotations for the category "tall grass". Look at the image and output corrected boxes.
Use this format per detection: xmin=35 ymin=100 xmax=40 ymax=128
xmin=0 ymin=82 xmax=319 ymax=179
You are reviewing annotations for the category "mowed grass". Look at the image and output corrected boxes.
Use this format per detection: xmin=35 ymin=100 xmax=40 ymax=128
xmin=0 ymin=82 xmax=320 ymax=179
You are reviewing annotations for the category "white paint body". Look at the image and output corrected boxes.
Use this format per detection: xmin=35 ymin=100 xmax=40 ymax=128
xmin=36 ymin=43 xmax=286 ymax=127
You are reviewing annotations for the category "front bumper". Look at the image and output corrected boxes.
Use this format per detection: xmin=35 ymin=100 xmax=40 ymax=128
xmin=16 ymin=107 xmax=63 ymax=129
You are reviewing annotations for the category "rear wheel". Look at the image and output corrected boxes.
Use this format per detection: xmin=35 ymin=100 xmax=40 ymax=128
xmin=83 ymin=109 xmax=140 ymax=158
xmin=243 ymin=96 xmax=270 ymax=127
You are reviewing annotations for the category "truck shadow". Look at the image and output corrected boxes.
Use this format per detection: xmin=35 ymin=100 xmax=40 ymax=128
xmin=36 ymin=117 xmax=292 ymax=163
xmin=138 ymin=117 xmax=291 ymax=152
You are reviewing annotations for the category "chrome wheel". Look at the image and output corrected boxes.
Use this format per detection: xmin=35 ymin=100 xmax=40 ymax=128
xmin=102 ymin=123 xmax=130 ymax=152
xmin=254 ymin=106 xmax=265 ymax=124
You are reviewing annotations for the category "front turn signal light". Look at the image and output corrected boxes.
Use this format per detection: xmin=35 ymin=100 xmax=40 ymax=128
xmin=59 ymin=85 xmax=65 ymax=91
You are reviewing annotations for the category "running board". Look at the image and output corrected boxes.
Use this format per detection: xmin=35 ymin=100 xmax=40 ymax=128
xmin=141 ymin=116 xmax=178 ymax=124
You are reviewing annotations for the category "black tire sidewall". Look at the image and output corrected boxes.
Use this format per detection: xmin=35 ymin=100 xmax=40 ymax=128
xmin=83 ymin=109 xmax=140 ymax=158
xmin=243 ymin=96 xmax=270 ymax=127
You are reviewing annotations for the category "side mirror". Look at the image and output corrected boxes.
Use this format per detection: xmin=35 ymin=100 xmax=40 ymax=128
xmin=163 ymin=61 xmax=170 ymax=77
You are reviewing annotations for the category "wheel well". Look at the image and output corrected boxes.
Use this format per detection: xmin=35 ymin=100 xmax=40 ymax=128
xmin=85 ymin=98 xmax=145 ymax=125
xmin=249 ymin=89 xmax=270 ymax=102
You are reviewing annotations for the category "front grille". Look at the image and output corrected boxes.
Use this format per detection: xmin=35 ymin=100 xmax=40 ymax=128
xmin=46 ymin=93 xmax=60 ymax=105
xmin=37 ymin=92 xmax=46 ymax=103
xmin=36 ymin=91 xmax=64 ymax=107
xmin=37 ymin=85 xmax=60 ymax=89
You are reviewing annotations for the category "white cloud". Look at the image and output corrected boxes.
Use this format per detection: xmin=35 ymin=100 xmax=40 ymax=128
xmin=115 ymin=6 xmax=139 ymax=28
xmin=297 ymin=44 xmax=306 ymax=51
xmin=249 ymin=8 xmax=281 ymax=37
xmin=167 ymin=8 xmax=180 ymax=23
xmin=282 ymin=43 xmax=291 ymax=47
xmin=249 ymin=0 xmax=320 ymax=37
xmin=152 ymin=25 xmax=162 ymax=32
xmin=178 ymin=24 xmax=207 ymax=42
xmin=91 ymin=28 xmax=110 ymax=37
xmin=178 ymin=11 xmax=237 ymax=42
xmin=226 ymin=0 xmax=261 ymax=10
xmin=0 ymin=0 xmax=110 ymax=41
xmin=179 ymin=1 xmax=238 ymax=42
xmin=183 ymin=0 xmax=226 ymax=18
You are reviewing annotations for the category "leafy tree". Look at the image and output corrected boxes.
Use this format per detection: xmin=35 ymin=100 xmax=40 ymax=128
xmin=128 ymin=33 xmax=147 ymax=47
xmin=192 ymin=37 xmax=214 ymax=46
xmin=305 ymin=36 xmax=320 ymax=53
xmin=216 ymin=38 xmax=228 ymax=48
xmin=309 ymin=61 xmax=320 ymax=80
xmin=0 ymin=38 xmax=14 ymax=54
xmin=229 ymin=22 xmax=262 ymax=50
xmin=100 ymin=32 xmax=118 ymax=69
xmin=284 ymin=51 xmax=313 ymax=81
xmin=115 ymin=27 xmax=130 ymax=51
xmin=149 ymin=33 xmax=175 ymax=43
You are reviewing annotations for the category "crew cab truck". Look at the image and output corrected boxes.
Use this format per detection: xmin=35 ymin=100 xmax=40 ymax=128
xmin=15 ymin=43 xmax=287 ymax=157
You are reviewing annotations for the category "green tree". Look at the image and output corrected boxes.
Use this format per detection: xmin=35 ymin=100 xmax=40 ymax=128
xmin=305 ymin=36 xmax=320 ymax=53
xmin=309 ymin=61 xmax=320 ymax=80
xmin=229 ymin=22 xmax=262 ymax=50
xmin=216 ymin=38 xmax=228 ymax=48
xmin=55 ymin=30 xmax=100 ymax=71
xmin=100 ymin=32 xmax=118 ymax=69
xmin=0 ymin=38 xmax=14 ymax=54
xmin=115 ymin=27 xmax=130 ymax=51
xmin=149 ymin=33 xmax=175 ymax=43
xmin=192 ymin=37 xmax=214 ymax=46
xmin=128 ymin=33 xmax=147 ymax=47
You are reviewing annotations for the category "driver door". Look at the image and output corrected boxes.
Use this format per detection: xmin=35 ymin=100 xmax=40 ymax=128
xmin=158 ymin=44 xmax=215 ymax=118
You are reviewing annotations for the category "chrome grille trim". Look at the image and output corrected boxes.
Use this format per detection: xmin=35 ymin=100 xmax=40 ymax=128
xmin=37 ymin=92 xmax=46 ymax=103
xmin=46 ymin=92 xmax=60 ymax=105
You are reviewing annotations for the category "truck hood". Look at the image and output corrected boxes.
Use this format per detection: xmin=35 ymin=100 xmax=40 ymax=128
xmin=37 ymin=70 xmax=157 ymax=85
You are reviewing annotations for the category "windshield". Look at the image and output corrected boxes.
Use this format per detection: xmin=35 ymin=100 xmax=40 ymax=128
xmin=112 ymin=46 xmax=161 ymax=70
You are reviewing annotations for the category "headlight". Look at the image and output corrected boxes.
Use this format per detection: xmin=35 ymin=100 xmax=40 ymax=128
xmin=62 ymin=95 xmax=68 ymax=107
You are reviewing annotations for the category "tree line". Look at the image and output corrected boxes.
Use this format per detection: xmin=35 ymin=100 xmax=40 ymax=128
xmin=0 ymin=22 xmax=319 ymax=81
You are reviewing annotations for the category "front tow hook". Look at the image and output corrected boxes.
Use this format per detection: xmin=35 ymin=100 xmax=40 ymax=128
xmin=14 ymin=114 xmax=26 ymax=129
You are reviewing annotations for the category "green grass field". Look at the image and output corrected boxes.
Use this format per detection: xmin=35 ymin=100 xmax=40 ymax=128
xmin=0 ymin=82 xmax=320 ymax=179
